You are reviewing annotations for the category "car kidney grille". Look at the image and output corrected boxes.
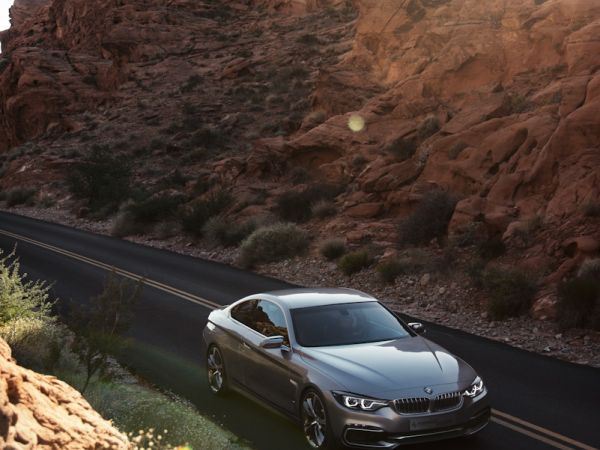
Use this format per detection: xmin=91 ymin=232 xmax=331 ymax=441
xmin=433 ymin=391 xmax=462 ymax=411
xmin=394 ymin=392 xmax=463 ymax=415
xmin=393 ymin=397 xmax=430 ymax=414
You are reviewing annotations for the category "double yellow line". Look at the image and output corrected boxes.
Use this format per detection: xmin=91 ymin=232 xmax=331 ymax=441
xmin=0 ymin=227 xmax=597 ymax=450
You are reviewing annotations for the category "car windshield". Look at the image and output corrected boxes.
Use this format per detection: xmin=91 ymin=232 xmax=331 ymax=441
xmin=291 ymin=302 xmax=411 ymax=347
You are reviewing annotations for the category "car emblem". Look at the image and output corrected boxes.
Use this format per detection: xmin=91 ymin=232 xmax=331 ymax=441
xmin=424 ymin=387 xmax=433 ymax=395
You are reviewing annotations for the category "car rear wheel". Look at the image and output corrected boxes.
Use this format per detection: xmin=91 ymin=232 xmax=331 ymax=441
xmin=207 ymin=345 xmax=228 ymax=395
xmin=301 ymin=389 xmax=337 ymax=449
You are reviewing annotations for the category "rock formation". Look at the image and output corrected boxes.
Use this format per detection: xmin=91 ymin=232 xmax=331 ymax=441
xmin=0 ymin=0 xmax=599 ymax=317
xmin=0 ymin=337 xmax=128 ymax=449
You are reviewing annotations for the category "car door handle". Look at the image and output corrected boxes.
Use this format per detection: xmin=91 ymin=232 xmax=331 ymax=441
xmin=241 ymin=342 xmax=251 ymax=351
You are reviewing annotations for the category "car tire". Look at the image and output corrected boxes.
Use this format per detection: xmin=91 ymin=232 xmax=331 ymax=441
xmin=300 ymin=388 xmax=340 ymax=449
xmin=206 ymin=345 xmax=228 ymax=395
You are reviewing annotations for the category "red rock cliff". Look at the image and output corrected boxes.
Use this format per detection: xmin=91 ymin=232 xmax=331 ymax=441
xmin=0 ymin=337 xmax=128 ymax=449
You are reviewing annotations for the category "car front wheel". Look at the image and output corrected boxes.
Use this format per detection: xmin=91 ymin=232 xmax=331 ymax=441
xmin=301 ymin=389 xmax=338 ymax=449
xmin=207 ymin=345 xmax=228 ymax=395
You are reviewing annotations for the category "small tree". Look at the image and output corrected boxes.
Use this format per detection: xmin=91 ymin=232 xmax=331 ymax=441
xmin=68 ymin=145 xmax=132 ymax=213
xmin=69 ymin=272 xmax=142 ymax=392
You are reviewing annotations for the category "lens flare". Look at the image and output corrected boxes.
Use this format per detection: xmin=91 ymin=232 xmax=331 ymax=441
xmin=348 ymin=114 xmax=365 ymax=132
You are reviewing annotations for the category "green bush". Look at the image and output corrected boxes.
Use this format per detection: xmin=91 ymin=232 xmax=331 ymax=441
xmin=338 ymin=250 xmax=373 ymax=276
xmin=377 ymin=259 xmax=406 ymax=284
xmin=0 ymin=250 xmax=53 ymax=324
xmin=482 ymin=268 xmax=536 ymax=320
xmin=0 ymin=317 xmax=66 ymax=371
xmin=276 ymin=183 xmax=343 ymax=223
xmin=384 ymin=138 xmax=417 ymax=161
xmin=68 ymin=145 xmax=132 ymax=213
xmin=203 ymin=216 xmax=256 ymax=247
xmin=0 ymin=249 xmax=61 ymax=370
xmin=319 ymin=239 xmax=347 ymax=260
xmin=180 ymin=190 xmax=232 ymax=236
xmin=399 ymin=191 xmax=457 ymax=245
xmin=557 ymin=273 xmax=600 ymax=331
xmin=417 ymin=116 xmax=440 ymax=139
xmin=477 ymin=235 xmax=506 ymax=260
xmin=5 ymin=188 xmax=36 ymax=207
xmin=239 ymin=223 xmax=309 ymax=268
xmin=128 ymin=194 xmax=186 ymax=225
xmin=312 ymin=200 xmax=337 ymax=219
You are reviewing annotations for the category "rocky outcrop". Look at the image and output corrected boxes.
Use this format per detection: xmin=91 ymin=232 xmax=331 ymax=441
xmin=0 ymin=0 xmax=599 ymax=309
xmin=0 ymin=337 xmax=128 ymax=449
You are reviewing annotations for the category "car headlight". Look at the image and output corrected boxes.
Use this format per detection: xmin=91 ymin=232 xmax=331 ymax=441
xmin=463 ymin=376 xmax=485 ymax=398
xmin=332 ymin=392 xmax=388 ymax=411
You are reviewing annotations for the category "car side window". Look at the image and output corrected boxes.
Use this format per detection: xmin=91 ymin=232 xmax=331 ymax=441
xmin=255 ymin=300 xmax=289 ymax=345
xmin=231 ymin=300 xmax=259 ymax=329
xmin=231 ymin=300 xmax=289 ymax=345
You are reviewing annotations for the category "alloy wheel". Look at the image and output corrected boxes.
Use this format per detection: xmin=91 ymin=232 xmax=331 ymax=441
xmin=207 ymin=346 xmax=225 ymax=394
xmin=302 ymin=391 xmax=328 ymax=448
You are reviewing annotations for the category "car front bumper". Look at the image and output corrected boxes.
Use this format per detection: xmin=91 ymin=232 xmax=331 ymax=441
xmin=325 ymin=391 xmax=490 ymax=448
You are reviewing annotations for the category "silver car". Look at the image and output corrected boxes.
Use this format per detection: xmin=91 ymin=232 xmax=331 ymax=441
xmin=203 ymin=288 xmax=490 ymax=449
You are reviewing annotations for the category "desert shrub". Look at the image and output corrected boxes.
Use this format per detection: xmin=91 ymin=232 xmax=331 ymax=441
xmin=312 ymin=200 xmax=337 ymax=219
xmin=297 ymin=33 xmax=320 ymax=45
xmin=68 ymin=272 xmax=142 ymax=392
xmin=302 ymin=110 xmax=327 ymax=129
xmin=203 ymin=216 xmax=256 ymax=247
xmin=239 ymin=223 xmax=309 ymax=268
xmin=5 ymin=188 xmax=36 ymax=207
xmin=0 ymin=250 xmax=61 ymax=370
xmin=482 ymin=267 xmax=536 ymax=320
xmin=583 ymin=202 xmax=600 ymax=217
xmin=377 ymin=259 xmax=406 ymax=284
xmin=180 ymin=190 xmax=232 ymax=235
xmin=319 ymin=239 xmax=347 ymax=260
xmin=557 ymin=263 xmax=600 ymax=330
xmin=477 ymin=235 xmax=506 ymax=260
xmin=448 ymin=141 xmax=468 ymax=160
xmin=276 ymin=183 xmax=343 ymax=223
xmin=290 ymin=166 xmax=311 ymax=185
xmin=338 ymin=250 xmax=373 ymax=276
xmin=68 ymin=145 xmax=132 ymax=213
xmin=128 ymin=194 xmax=186 ymax=225
xmin=417 ymin=116 xmax=440 ymax=139
xmin=0 ymin=317 xmax=66 ymax=371
xmin=399 ymin=191 xmax=457 ymax=245
xmin=0 ymin=250 xmax=53 ymax=324
xmin=111 ymin=208 xmax=142 ymax=238
xmin=154 ymin=222 xmax=180 ymax=240
xmin=384 ymin=138 xmax=417 ymax=161
xmin=577 ymin=258 xmax=600 ymax=279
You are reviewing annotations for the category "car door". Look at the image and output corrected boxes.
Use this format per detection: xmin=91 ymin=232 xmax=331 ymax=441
xmin=242 ymin=300 xmax=298 ymax=414
xmin=228 ymin=299 xmax=263 ymax=387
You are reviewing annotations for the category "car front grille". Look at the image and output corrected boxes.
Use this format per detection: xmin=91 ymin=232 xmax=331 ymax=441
xmin=393 ymin=391 xmax=463 ymax=415
xmin=433 ymin=391 xmax=462 ymax=411
xmin=393 ymin=397 xmax=430 ymax=414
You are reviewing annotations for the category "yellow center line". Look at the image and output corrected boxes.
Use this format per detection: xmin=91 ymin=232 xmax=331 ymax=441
xmin=0 ymin=228 xmax=221 ymax=310
xmin=492 ymin=409 xmax=597 ymax=450
xmin=0 ymin=227 xmax=597 ymax=450
xmin=491 ymin=417 xmax=576 ymax=450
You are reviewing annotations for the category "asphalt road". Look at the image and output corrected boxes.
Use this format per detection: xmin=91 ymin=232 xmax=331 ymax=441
xmin=0 ymin=210 xmax=598 ymax=450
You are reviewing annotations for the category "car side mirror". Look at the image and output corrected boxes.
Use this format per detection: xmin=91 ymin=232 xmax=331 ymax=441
xmin=260 ymin=335 xmax=285 ymax=349
xmin=408 ymin=322 xmax=425 ymax=335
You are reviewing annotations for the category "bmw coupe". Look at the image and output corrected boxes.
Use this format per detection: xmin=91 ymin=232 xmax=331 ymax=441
xmin=203 ymin=288 xmax=490 ymax=449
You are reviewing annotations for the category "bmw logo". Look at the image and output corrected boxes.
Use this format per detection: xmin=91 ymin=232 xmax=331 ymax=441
xmin=424 ymin=387 xmax=433 ymax=395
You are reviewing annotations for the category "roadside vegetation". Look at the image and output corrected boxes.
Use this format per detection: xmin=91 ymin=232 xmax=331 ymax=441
xmin=0 ymin=250 xmax=248 ymax=450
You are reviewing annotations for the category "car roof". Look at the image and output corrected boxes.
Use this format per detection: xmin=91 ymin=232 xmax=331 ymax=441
xmin=254 ymin=288 xmax=377 ymax=309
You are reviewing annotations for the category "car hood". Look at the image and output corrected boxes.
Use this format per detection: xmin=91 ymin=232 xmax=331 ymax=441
xmin=299 ymin=336 xmax=477 ymax=399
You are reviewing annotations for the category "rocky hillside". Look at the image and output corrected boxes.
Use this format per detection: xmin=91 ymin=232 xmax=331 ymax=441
xmin=0 ymin=337 xmax=128 ymax=448
xmin=0 ymin=0 xmax=599 ymax=320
